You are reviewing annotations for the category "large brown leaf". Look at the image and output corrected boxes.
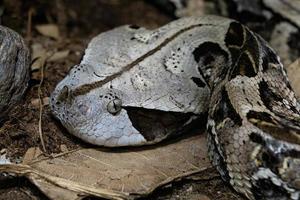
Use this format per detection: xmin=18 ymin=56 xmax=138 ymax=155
xmin=0 ymin=134 xmax=211 ymax=200
xmin=287 ymin=58 xmax=300 ymax=98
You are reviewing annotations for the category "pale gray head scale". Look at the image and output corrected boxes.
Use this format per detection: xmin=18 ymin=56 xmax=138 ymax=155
xmin=50 ymin=64 xmax=147 ymax=147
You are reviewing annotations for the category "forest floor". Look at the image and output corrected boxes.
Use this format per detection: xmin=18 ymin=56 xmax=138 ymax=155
xmin=0 ymin=1 xmax=247 ymax=199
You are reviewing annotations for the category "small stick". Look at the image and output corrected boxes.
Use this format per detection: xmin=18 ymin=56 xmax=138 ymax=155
xmin=26 ymin=7 xmax=35 ymax=41
xmin=38 ymin=62 xmax=46 ymax=153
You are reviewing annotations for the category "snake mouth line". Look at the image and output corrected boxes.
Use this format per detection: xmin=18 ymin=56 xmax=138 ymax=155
xmin=122 ymin=106 xmax=206 ymax=142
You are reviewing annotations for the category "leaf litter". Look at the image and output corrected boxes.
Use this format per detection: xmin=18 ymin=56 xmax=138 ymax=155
xmin=0 ymin=134 xmax=212 ymax=200
xmin=2 ymin=1 xmax=300 ymax=200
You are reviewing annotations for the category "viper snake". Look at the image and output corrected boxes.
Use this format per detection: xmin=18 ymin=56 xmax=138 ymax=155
xmin=50 ymin=16 xmax=300 ymax=200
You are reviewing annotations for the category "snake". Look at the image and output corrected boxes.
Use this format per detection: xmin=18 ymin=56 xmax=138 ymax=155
xmin=50 ymin=15 xmax=300 ymax=200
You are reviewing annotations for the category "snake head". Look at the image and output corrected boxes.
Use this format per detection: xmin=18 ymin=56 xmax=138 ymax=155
xmin=50 ymin=64 xmax=147 ymax=147
xmin=50 ymin=62 xmax=199 ymax=147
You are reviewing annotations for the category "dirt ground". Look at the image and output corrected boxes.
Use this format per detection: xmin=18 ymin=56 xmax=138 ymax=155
xmin=0 ymin=1 xmax=249 ymax=199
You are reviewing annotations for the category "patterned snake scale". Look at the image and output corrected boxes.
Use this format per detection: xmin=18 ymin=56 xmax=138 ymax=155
xmin=50 ymin=16 xmax=300 ymax=199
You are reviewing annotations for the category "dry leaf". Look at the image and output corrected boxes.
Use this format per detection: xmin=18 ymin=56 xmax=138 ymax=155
xmin=31 ymin=97 xmax=50 ymax=107
xmin=287 ymin=58 xmax=300 ymax=97
xmin=0 ymin=134 xmax=212 ymax=200
xmin=31 ymin=43 xmax=48 ymax=71
xmin=48 ymin=50 xmax=70 ymax=62
xmin=22 ymin=147 xmax=43 ymax=165
xmin=35 ymin=24 xmax=60 ymax=40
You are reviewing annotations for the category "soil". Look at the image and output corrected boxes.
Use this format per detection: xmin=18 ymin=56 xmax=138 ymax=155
xmin=0 ymin=1 xmax=246 ymax=199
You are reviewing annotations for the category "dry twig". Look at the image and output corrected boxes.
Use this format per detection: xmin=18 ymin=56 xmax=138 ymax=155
xmin=26 ymin=7 xmax=35 ymax=41
xmin=38 ymin=62 xmax=46 ymax=153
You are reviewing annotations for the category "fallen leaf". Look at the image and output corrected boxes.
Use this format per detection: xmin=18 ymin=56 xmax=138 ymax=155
xmin=0 ymin=134 xmax=212 ymax=200
xmin=35 ymin=24 xmax=60 ymax=40
xmin=31 ymin=43 xmax=48 ymax=71
xmin=31 ymin=97 xmax=50 ymax=107
xmin=22 ymin=147 xmax=43 ymax=165
xmin=48 ymin=50 xmax=70 ymax=62
xmin=287 ymin=58 xmax=300 ymax=97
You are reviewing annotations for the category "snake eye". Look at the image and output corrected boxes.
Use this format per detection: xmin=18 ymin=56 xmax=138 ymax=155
xmin=107 ymin=98 xmax=122 ymax=115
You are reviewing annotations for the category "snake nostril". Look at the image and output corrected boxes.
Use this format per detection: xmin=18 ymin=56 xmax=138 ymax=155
xmin=57 ymin=86 xmax=72 ymax=103
xmin=78 ymin=104 xmax=90 ymax=115
xmin=107 ymin=98 xmax=122 ymax=115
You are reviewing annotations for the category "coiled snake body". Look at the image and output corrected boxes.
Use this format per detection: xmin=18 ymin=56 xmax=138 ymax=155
xmin=51 ymin=16 xmax=300 ymax=199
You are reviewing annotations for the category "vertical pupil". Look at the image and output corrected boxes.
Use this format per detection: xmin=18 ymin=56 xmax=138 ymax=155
xmin=113 ymin=101 xmax=117 ymax=110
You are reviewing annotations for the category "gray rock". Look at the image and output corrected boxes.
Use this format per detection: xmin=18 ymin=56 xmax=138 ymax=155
xmin=0 ymin=26 xmax=30 ymax=120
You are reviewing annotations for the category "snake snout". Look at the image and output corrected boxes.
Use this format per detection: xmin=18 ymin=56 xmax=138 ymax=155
xmin=50 ymin=85 xmax=75 ymax=118
xmin=56 ymin=86 xmax=73 ymax=104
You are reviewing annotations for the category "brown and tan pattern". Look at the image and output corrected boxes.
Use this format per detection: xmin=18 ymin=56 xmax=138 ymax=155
xmin=50 ymin=16 xmax=300 ymax=200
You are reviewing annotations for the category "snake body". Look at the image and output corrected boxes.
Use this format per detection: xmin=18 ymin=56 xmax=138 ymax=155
xmin=50 ymin=16 xmax=300 ymax=199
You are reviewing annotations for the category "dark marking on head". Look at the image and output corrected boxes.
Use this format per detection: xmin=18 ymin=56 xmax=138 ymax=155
xmin=227 ymin=47 xmax=241 ymax=67
xmin=191 ymin=77 xmax=206 ymax=87
xmin=213 ymin=88 xmax=242 ymax=126
xmin=72 ymin=23 xmax=214 ymax=97
xmin=243 ymin=30 xmax=260 ymax=68
xmin=230 ymin=52 xmax=257 ymax=79
xmin=227 ymin=27 xmax=261 ymax=80
xmin=257 ymin=36 xmax=280 ymax=71
xmin=192 ymin=42 xmax=228 ymax=63
xmin=203 ymin=55 xmax=215 ymax=66
xmin=193 ymin=42 xmax=229 ymax=86
xmin=225 ymin=22 xmax=244 ymax=47
xmin=226 ymin=24 xmax=262 ymax=81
